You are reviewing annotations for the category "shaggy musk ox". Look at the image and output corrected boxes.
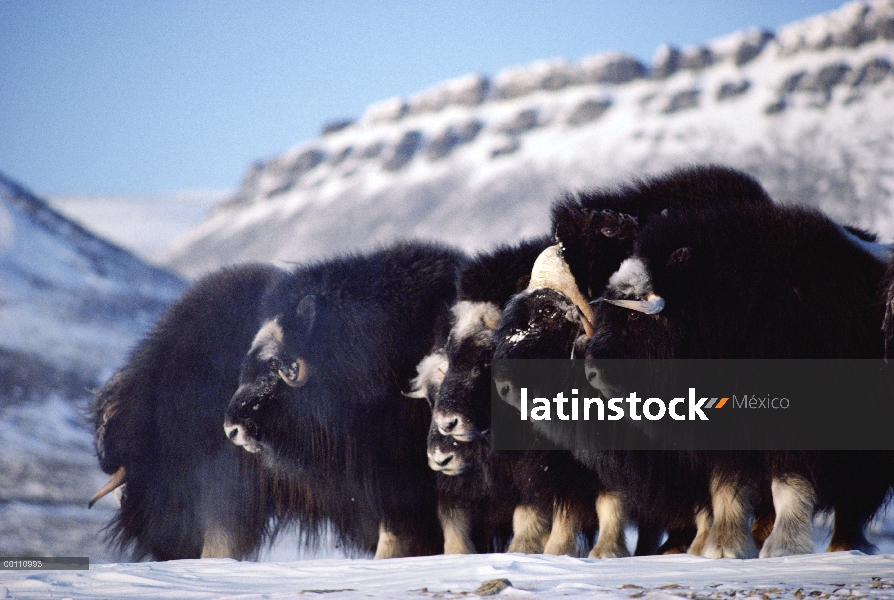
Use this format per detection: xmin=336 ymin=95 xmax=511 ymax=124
xmin=551 ymin=164 xmax=773 ymax=302
xmin=224 ymin=242 xmax=464 ymax=558
xmin=416 ymin=236 xmax=605 ymax=557
xmin=493 ymin=166 xmax=777 ymax=558
xmin=92 ymin=264 xmax=290 ymax=560
xmin=586 ymin=199 xmax=894 ymax=556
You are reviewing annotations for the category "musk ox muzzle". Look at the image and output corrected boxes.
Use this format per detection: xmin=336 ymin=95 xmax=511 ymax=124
xmin=426 ymin=430 xmax=469 ymax=475
xmin=432 ymin=410 xmax=481 ymax=441
xmin=224 ymin=384 xmax=266 ymax=453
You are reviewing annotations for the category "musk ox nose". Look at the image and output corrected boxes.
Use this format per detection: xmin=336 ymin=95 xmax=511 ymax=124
xmin=224 ymin=421 xmax=240 ymax=442
xmin=223 ymin=419 xmax=262 ymax=454
xmin=427 ymin=448 xmax=455 ymax=472
xmin=434 ymin=412 xmax=470 ymax=438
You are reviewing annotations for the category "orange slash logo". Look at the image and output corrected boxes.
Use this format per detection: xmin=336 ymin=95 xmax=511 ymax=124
xmin=706 ymin=397 xmax=729 ymax=409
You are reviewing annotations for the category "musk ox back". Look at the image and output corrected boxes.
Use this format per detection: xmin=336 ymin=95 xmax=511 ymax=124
xmin=552 ymin=164 xmax=773 ymax=301
xmin=92 ymin=264 xmax=288 ymax=561
xmin=225 ymin=241 xmax=465 ymax=558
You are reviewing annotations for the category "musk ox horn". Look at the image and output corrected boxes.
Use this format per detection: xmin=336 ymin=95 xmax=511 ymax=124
xmin=278 ymin=358 xmax=309 ymax=388
xmin=528 ymin=244 xmax=596 ymax=338
xmin=88 ymin=466 xmax=126 ymax=509
xmin=602 ymin=294 xmax=665 ymax=315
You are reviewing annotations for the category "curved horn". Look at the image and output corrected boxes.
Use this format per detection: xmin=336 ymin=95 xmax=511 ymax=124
xmin=88 ymin=466 xmax=126 ymax=508
xmin=602 ymin=294 xmax=665 ymax=315
xmin=528 ymin=244 xmax=596 ymax=337
xmin=278 ymin=358 xmax=309 ymax=388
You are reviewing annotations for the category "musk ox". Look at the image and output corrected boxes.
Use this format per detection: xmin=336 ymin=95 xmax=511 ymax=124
xmin=224 ymin=241 xmax=465 ymax=558
xmin=91 ymin=264 xmax=292 ymax=560
xmin=585 ymin=199 xmax=894 ymax=557
xmin=417 ymin=236 xmax=608 ymax=557
xmin=493 ymin=166 xmax=778 ymax=558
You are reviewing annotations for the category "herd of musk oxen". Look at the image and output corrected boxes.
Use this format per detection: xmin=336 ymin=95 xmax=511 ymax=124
xmin=89 ymin=165 xmax=894 ymax=562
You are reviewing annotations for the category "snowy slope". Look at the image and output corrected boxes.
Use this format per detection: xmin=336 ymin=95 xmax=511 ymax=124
xmin=0 ymin=173 xmax=185 ymax=560
xmin=161 ymin=0 xmax=894 ymax=279
xmin=0 ymin=173 xmax=184 ymax=379
xmin=47 ymin=189 xmax=227 ymax=261
xmin=1 ymin=551 xmax=893 ymax=599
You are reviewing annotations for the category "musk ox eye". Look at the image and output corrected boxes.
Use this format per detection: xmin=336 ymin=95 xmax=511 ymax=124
xmin=628 ymin=310 xmax=640 ymax=322
xmin=278 ymin=358 xmax=309 ymax=388
xmin=267 ymin=358 xmax=282 ymax=372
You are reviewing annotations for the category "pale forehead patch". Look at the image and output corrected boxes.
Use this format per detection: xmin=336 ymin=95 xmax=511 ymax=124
xmin=451 ymin=300 xmax=501 ymax=340
xmin=409 ymin=349 xmax=449 ymax=399
xmin=607 ymin=258 xmax=652 ymax=298
xmin=250 ymin=318 xmax=284 ymax=360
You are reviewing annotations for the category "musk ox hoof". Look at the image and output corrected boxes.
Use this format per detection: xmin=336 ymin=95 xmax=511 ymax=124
xmin=507 ymin=536 xmax=546 ymax=554
xmin=543 ymin=534 xmax=577 ymax=556
xmin=701 ymin=531 xmax=759 ymax=559
xmin=588 ymin=544 xmax=631 ymax=559
xmin=827 ymin=536 xmax=877 ymax=554
xmin=759 ymin=528 xmax=814 ymax=558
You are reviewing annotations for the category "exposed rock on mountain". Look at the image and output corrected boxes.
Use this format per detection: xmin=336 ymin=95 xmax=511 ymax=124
xmin=160 ymin=1 xmax=894 ymax=280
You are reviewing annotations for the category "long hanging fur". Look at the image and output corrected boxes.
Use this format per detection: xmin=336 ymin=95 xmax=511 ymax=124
xmin=93 ymin=264 xmax=293 ymax=560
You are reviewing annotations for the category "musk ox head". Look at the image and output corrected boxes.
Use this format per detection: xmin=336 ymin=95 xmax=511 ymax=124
xmin=494 ymin=244 xmax=595 ymax=363
xmin=415 ymin=301 xmax=498 ymax=477
xmin=586 ymin=247 xmax=692 ymax=368
xmin=430 ymin=301 xmax=500 ymax=442
xmin=404 ymin=347 xmax=476 ymax=475
xmin=224 ymin=295 xmax=317 ymax=458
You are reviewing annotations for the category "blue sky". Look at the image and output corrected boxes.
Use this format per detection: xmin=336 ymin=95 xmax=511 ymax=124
xmin=0 ymin=1 xmax=846 ymax=196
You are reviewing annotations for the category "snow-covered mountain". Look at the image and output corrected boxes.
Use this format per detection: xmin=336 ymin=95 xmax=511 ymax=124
xmin=0 ymin=173 xmax=183 ymax=383
xmin=160 ymin=0 xmax=894 ymax=279
xmin=47 ymin=189 xmax=228 ymax=261
xmin=0 ymin=172 xmax=184 ymax=558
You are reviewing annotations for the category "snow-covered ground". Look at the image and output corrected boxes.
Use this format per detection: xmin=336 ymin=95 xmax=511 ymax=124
xmin=0 ymin=551 xmax=892 ymax=599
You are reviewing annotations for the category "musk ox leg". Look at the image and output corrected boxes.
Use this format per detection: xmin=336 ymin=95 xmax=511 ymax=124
xmin=507 ymin=505 xmax=550 ymax=554
xmin=634 ymin=522 xmax=667 ymax=556
xmin=543 ymin=504 xmax=580 ymax=556
xmin=701 ymin=475 xmax=759 ymax=559
xmin=589 ymin=492 xmax=630 ymax=558
xmin=200 ymin=527 xmax=238 ymax=559
xmin=655 ymin=524 xmax=696 ymax=555
xmin=828 ymin=513 xmax=877 ymax=554
xmin=374 ymin=522 xmax=412 ymax=559
xmin=439 ymin=506 xmax=475 ymax=554
xmin=759 ymin=475 xmax=816 ymax=558
xmin=751 ymin=495 xmax=776 ymax=552
xmin=687 ymin=508 xmax=712 ymax=556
